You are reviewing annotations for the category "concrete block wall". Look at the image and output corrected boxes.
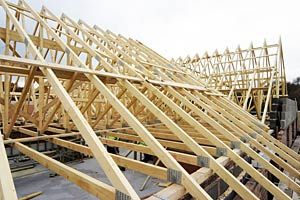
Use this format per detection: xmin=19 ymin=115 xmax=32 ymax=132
xmin=297 ymin=111 xmax=300 ymax=132
xmin=270 ymin=97 xmax=298 ymax=147
xmin=280 ymin=98 xmax=297 ymax=129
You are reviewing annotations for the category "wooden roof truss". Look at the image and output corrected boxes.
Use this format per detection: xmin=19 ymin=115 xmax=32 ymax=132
xmin=173 ymin=40 xmax=287 ymax=123
xmin=0 ymin=1 xmax=298 ymax=199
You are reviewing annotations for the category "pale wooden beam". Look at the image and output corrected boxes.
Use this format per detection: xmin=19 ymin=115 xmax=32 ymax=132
xmin=14 ymin=142 xmax=115 ymax=200
xmin=0 ymin=132 xmax=17 ymax=200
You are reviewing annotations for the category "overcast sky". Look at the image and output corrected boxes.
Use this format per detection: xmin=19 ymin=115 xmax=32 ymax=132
xmin=21 ymin=0 xmax=300 ymax=81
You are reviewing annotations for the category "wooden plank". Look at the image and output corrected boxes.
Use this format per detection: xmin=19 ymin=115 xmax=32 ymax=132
xmin=48 ymin=137 xmax=168 ymax=180
xmin=261 ymin=67 xmax=275 ymax=123
xmin=13 ymin=127 xmax=37 ymax=137
xmin=0 ymin=54 xmax=204 ymax=91
xmin=19 ymin=191 xmax=42 ymax=200
xmin=3 ymin=74 xmax=9 ymax=135
xmin=0 ymin=132 xmax=17 ymax=200
xmin=38 ymin=77 xmax=44 ymax=131
xmin=14 ymin=142 xmax=115 ymax=200
xmin=18 ymin=127 xmax=219 ymax=165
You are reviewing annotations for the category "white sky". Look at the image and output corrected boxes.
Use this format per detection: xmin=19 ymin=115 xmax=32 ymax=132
xmin=22 ymin=0 xmax=300 ymax=81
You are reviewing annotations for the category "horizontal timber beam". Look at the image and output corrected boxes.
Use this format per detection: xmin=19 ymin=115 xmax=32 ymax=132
xmin=14 ymin=142 xmax=116 ymax=200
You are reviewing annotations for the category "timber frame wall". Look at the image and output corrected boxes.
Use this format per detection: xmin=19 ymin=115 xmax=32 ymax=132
xmin=172 ymin=40 xmax=287 ymax=124
xmin=0 ymin=1 xmax=299 ymax=200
